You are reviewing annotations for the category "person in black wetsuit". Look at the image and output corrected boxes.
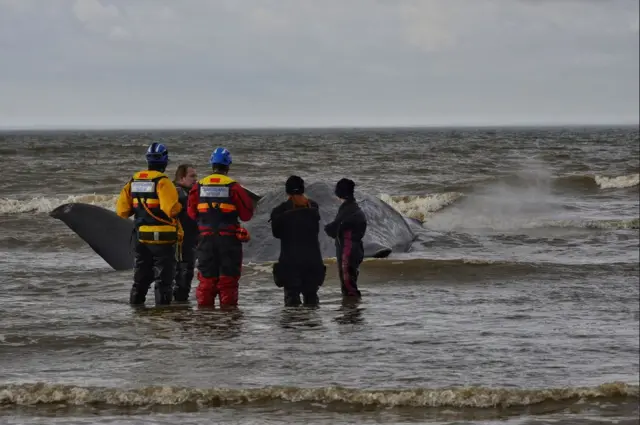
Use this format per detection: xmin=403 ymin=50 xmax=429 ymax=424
xmin=172 ymin=164 xmax=199 ymax=302
xmin=270 ymin=175 xmax=326 ymax=307
xmin=324 ymin=178 xmax=367 ymax=302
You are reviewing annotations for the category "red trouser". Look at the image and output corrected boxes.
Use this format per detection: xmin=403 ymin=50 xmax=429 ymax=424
xmin=195 ymin=233 xmax=243 ymax=307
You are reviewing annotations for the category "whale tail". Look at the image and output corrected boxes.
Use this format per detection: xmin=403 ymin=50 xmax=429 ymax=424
xmin=50 ymin=203 xmax=136 ymax=271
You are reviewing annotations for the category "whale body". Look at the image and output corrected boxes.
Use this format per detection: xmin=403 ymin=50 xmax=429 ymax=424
xmin=49 ymin=181 xmax=417 ymax=270
xmin=242 ymin=181 xmax=416 ymax=263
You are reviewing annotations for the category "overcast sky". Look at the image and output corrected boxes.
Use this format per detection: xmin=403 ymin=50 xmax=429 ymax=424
xmin=0 ymin=0 xmax=638 ymax=128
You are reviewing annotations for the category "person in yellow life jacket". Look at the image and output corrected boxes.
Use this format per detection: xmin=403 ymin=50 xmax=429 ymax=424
xmin=115 ymin=142 xmax=182 ymax=306
xmin=187 ymin=147 xmax=254 ymax=308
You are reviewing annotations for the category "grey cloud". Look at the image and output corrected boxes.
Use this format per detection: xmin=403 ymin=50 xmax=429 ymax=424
xmin=0 ymin=0 xmax=637 ymax=128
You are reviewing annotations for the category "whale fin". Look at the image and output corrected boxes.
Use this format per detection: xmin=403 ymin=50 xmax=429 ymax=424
xmin=244 ymin=187 xmax=262 ymax=206
xmin=50 ymin=203 xmax=135 ymax=271
xmin=364 ymin=243 xmax=393 ymax=259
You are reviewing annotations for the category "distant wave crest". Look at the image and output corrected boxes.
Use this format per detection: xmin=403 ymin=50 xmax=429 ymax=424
xmin=594 ymin=173 xmax=639 ymax=189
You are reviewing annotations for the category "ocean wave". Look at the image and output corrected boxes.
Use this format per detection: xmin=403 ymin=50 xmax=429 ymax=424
xmin=423 ymin=218 xmax=640 ymax=231
xmin=0 ymin=192 xmax=459 ymax=222
xmin=378 ymin=173 xmax=638 ymax=224
xmin=547 ymin=218 xmax=639 ymax=230
xmin=445 ymin=173 xmax=639 ymax=193
xmin=0 ymin=194 xmax=117 ymax=214
xmin=550 ymin=173 xmax=638 ymax=191
xmin=380 ymin=192 xmax=464 ymax=222
xmin=328 ymin=257 xmax=638 ymax=274
xmin=594 ymin=173 xmax=639 ymax=189
xmin=0 ymin=182 xmax=635 ymax=232
xmin=0 ymin=381 xmax=635 ymax=410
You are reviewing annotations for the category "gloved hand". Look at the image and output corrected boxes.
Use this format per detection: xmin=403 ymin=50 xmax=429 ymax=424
xmin=236 ymin=227 xmax=250 ymax=243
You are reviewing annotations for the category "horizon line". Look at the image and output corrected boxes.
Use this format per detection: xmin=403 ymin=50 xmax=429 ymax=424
xmin=0 ymin=121 xmax=638 ymax=132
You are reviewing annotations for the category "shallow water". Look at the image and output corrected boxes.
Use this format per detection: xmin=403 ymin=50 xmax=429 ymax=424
xmin=0 ymin=126 xmax=638 ymax=424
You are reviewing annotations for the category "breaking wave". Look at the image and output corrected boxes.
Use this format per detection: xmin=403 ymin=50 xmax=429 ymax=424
xmin=542 ymin=173 xmax=640 ymax=191
xmin=442 ymin=172 xmax=639 ymax=193
xmin=0 ymin=192 xmax=460 ymax=222
xmin=0 ymin=381 xmax=636 ymax=410
xmin=593 ymin=173 xmax=639 ymax=189
xmin=380 ymin=192 xmax=464 ymax=222
xmin=0 ymin=173 xmax=635 ymax=224
xmin=0 ymin=194 xmax=118 ymax=214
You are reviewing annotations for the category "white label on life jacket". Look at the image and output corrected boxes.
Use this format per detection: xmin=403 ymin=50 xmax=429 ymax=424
xmin=200 ymin=186 xmax=229 ymax=198
xmin=131 ymin=181 xmax=156 ymax=193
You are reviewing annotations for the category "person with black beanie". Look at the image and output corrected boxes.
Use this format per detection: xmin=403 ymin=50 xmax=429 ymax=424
xmin=270 ymin=175 xmax=326 ymax=307
xmin=324 ymin=178 xmax=367 ymax=301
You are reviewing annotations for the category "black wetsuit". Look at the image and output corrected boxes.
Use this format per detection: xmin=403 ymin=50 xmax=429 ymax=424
xmin=173 ymin=183 xmax=199 ymax=301
xmin=270 ymin=198 xmax=326 ymax=306
xmin=324 ymin=199 xmax=367 ymax=299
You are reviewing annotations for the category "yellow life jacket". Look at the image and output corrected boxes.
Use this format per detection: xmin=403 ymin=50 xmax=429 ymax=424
xmin=195 ymin=173 xmax=239 ymax=232
xmin=130 ymin=170 xmax=178 ymax=245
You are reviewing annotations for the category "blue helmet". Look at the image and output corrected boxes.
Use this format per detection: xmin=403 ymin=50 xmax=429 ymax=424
xmin=210 ymin=147 xmax=232 ymax=166
xmin=146 ymin=142 xmax=169 ymax=164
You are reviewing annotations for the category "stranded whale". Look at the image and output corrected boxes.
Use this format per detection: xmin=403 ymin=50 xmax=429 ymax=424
xmin=49 ymin=181 xmax=418 ymax=270
xmin=242 ymin=181 xmax=416 ymax=263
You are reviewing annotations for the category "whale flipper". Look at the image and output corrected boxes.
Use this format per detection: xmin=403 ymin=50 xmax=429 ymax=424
xmin=50 ymin=203 xmax=135 ymax=271
xmin=365 ymin=243 xmax=393 ymax=259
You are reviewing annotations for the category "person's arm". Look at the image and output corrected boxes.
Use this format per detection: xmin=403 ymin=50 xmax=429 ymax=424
xmin=324 ymin=205 xmax=347 ymax=239
xmin=157 ymin=178 xmax=182 ymax=219
xmin=231 ymin=183 xmax=255 ymax=222
xmin=115 ymin=180 xmax=134 ymax=219
xmin=310 ymin=201 xmax=321 ymax=235
xmin=324 ymin=218 xmax=339 ymax=239
xmin=187 ymin=183 xmax=200 ymax=221
xmin=270 ymin=204 xmax=286 ymax=238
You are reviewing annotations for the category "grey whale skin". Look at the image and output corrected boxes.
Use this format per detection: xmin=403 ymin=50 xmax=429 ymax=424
xmin=49 ymin=181 xmax=418 ymax=271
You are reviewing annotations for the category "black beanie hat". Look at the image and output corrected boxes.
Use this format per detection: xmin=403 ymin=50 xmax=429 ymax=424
xmin=335 ymin=178 xmax=355 ymax=199
xmin=285 ymin=175 xmax=305 ymax=195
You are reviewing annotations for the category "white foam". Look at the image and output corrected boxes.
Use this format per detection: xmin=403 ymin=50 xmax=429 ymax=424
xmin=378 ymin=192 xmax=464 ymax=222
xmin=0 ymin=194 xmax=117 ymax=214
xmin=595 ymin=173 xmax=639 ymax=189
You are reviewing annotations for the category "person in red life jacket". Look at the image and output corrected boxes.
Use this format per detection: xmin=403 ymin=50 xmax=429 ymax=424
xmin=270 ymin=175 xmax=326 ymax=307
xmin=172 ymin=164 xmax=199 ymax=302
xmin=187 ymin=147 xmax=254 ymax=308
xmin=115 ymin=142 xmax=182 ymax=306
xmin=324 ymin=178 xmax=367 ymax=302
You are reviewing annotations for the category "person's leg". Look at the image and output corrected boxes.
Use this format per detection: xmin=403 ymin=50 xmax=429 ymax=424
xmin=195 ymin=235 xmax=219 ymax=307
xmin=130 ymin=242 xmax=154 ymax=305
xmin=218 ymin=236 xmax=243 ymax=308
xmin=173 ymin=242 xmax=196 ymax=302
xmin=340 ymin=231 xmax=362 ymax=299
xmin=150 ymin=243 xmax=176 ymax=305
xmin=301 ymin=264 xmax=324 ymax=306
